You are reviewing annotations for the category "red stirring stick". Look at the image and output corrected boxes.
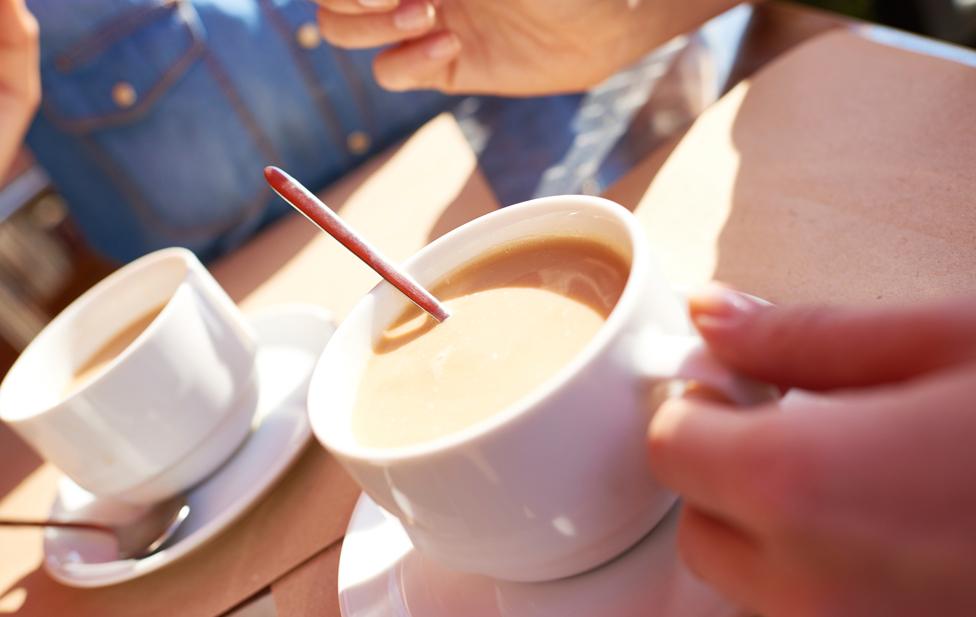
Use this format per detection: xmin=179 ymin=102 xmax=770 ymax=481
xmin=264 ymin=166 xmax=450 ymax=322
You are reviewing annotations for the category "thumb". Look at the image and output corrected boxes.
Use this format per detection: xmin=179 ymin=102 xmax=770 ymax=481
xmin=689 ymin=285 xmax=976 ymax=390
xmin=372 ymin=31 xmax=460 ymax=92
xmin=0 ymin=0 xmax=36 ymax=43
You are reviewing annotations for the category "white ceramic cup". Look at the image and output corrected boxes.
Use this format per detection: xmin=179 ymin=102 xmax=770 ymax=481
xmin=0 ymin=248 xmax=258 ymax=505
xmin=308 ymin=196 xmax=776 ymax=582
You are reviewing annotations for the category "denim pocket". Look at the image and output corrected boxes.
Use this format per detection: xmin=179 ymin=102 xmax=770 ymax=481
xmin=37 ymin=0 xmax=275 ymax=243
xmin=261 ymin=0 xmax=450 ymax=160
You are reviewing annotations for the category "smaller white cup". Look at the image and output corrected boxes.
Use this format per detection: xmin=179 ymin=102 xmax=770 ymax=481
xmin=0 ymin=248 xmax=258 ymax=505
xmin=309 ymin=196 xmax=777 ymax=582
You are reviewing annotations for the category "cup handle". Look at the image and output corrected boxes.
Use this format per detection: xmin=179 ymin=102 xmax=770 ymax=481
xmin=633 ymin=327 xmax=778 ymax=406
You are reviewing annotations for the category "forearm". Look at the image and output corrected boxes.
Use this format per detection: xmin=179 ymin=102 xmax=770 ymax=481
xmin=0 ymin=102 xmax=34 ymax=176
xmin=0 ymin=0 xmax=40 ymax=176
xmin=610 ymin=0 xmax=746 ymax=71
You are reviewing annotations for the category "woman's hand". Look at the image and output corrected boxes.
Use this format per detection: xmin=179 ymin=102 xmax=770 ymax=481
xmin=312 ymin=0 xmax=739 ymax=95
xmin=649 ymin=287 xmax=976 ymax=617
xmin=0 ymin=0 xmax=39 ymax=173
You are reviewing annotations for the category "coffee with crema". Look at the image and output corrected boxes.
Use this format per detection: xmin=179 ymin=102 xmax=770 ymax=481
xmin=64 ymin=303 xmax=167 ymax=396
xmin=352 ymin=236 xmax=629 ymax=449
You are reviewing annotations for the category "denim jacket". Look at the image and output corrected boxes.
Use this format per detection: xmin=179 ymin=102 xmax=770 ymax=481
xmin=26 ymin=0 xmax=448 ymax=262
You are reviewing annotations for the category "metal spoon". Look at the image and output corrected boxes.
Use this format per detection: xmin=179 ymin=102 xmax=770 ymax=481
xmin=0 ymin=494 xmax=189 ymax=560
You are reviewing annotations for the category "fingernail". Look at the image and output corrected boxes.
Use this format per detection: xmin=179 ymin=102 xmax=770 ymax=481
xmin=394 ymin=2 xmax=435 ymax=30
xmin=360 ymin=0 xmax=397 ymax=7
xmin=647 ymin=398 xmax=692 ymax=444
xmin=425 ymin=32 xmax=459 ymax=59
xmin=688 ymin=284 xmax=764 ymax=328
xmin=682 ymin=381 xmax=735 ymax=404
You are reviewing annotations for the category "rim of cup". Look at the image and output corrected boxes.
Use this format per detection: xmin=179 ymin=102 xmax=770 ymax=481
xmin=308 ymin=196 xmax=650 ymax=464
xmin=0 ymin=247 xmax=195 ymax=423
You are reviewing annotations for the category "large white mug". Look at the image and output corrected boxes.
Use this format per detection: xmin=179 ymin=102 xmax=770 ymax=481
xmin=0 ymin=248 xmax=258 ymax=505
xmin=308 ymin=196 xmax=776 ymax=582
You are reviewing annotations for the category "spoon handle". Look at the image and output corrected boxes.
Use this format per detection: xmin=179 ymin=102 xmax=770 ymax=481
xmin=0 ymin=519 xmax=114 ymax=535
xmin=264 ymin=165 xmax=451 ymax=322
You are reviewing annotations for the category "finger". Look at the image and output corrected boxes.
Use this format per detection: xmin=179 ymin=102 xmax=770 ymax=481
xmin=372 ymin=31 xmax=460 ymax=92
xmin=0 ymin=0 xmax=37 ymax=44
xmin=648 ymin=397 xmax=787 ymax=529
xmin=0 ymin=0 xmax=24 ymax=16
xmin=653 ymin=367 xmax=976 ymax=542
xmin=689 ymin=284 xmax=976 ymax=390
xmin=775 ymin=366 xmax=976 ymax=526
xmin=678 ymin=506 xmax=764 ymax=611
xmin=311 ymin=0 xmax=399 ymax=15
xmin=317 ymin=0 xmax=436 ymax=49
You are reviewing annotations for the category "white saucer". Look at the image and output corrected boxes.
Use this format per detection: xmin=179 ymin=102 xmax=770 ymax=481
xmin=339 ymin=494 xmax=741 ymax=617
xmin=43 ymin=304 xmax=337 ymax=588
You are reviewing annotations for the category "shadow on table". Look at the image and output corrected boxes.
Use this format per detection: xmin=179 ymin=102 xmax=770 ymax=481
xmin=426 ymin=169 xmax=498 ymax=244
xmin=711 ymin=32 xmax=976 ymax=305
xmin=602 ymin=135 xmax=684 ymax=214
xmin=213 ymin=215 xmax=320 ymax=305
xmin=211 ymin=143 xmax=404 ymax=305
xmin=214 ymin=137 xmax=492 ymax=314
xmin=0 ymin=566 xmax=72 ymax=615
xmin=0 ymin=425 xmax=41 ymax=503
xmin=0 ymin=565 xmax=164 ymax=616
xmin=608 ymin=28 xmax=976 ymax=309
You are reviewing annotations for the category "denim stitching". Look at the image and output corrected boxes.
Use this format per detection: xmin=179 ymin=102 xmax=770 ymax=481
xmin=257 ymin=0 xmax=350 ymax=163
xmin=54 ymin=0 xmax=181 ymax=72
xmin=332 ymin=50 xmax=377 ymax=137
xmin=78 ymin=131 xmax=271 ymax=240
xmin=39 ymin=0 xmax=280 ymax=243
xmin=42 ymin=5 xmax=204 ymax=134
xmin=201 ymin=51 xmax=281 ymax=165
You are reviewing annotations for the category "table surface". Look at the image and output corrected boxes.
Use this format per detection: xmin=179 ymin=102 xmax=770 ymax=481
xmin=3 ymin=2 xmax=976 ymax=616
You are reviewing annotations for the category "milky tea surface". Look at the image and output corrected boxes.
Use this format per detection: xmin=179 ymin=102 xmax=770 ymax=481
xmin=352 ymin=236 xmax=630 ymax=449
xmin=64 ymin=303 xmax=167 ymax=397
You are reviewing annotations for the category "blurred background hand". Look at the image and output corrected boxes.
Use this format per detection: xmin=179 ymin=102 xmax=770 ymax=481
xmin=313 ymin=0 xmax=740 ymax=95
xmin=649 ymin=288 xmax=976 ymax=617
xmin=0 ymin=0 xmax=39 ymax=173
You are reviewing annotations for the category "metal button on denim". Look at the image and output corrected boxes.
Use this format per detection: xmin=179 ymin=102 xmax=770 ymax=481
xmin=346 ymin=131 xmax=370 ymax=155
xmin=26 ymin=0 xmax=450 ymax=262
xmin=296 ymin=23 xmax=321 ymax=50
xmin=112 ymin=82 xmax=137 ymax=108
